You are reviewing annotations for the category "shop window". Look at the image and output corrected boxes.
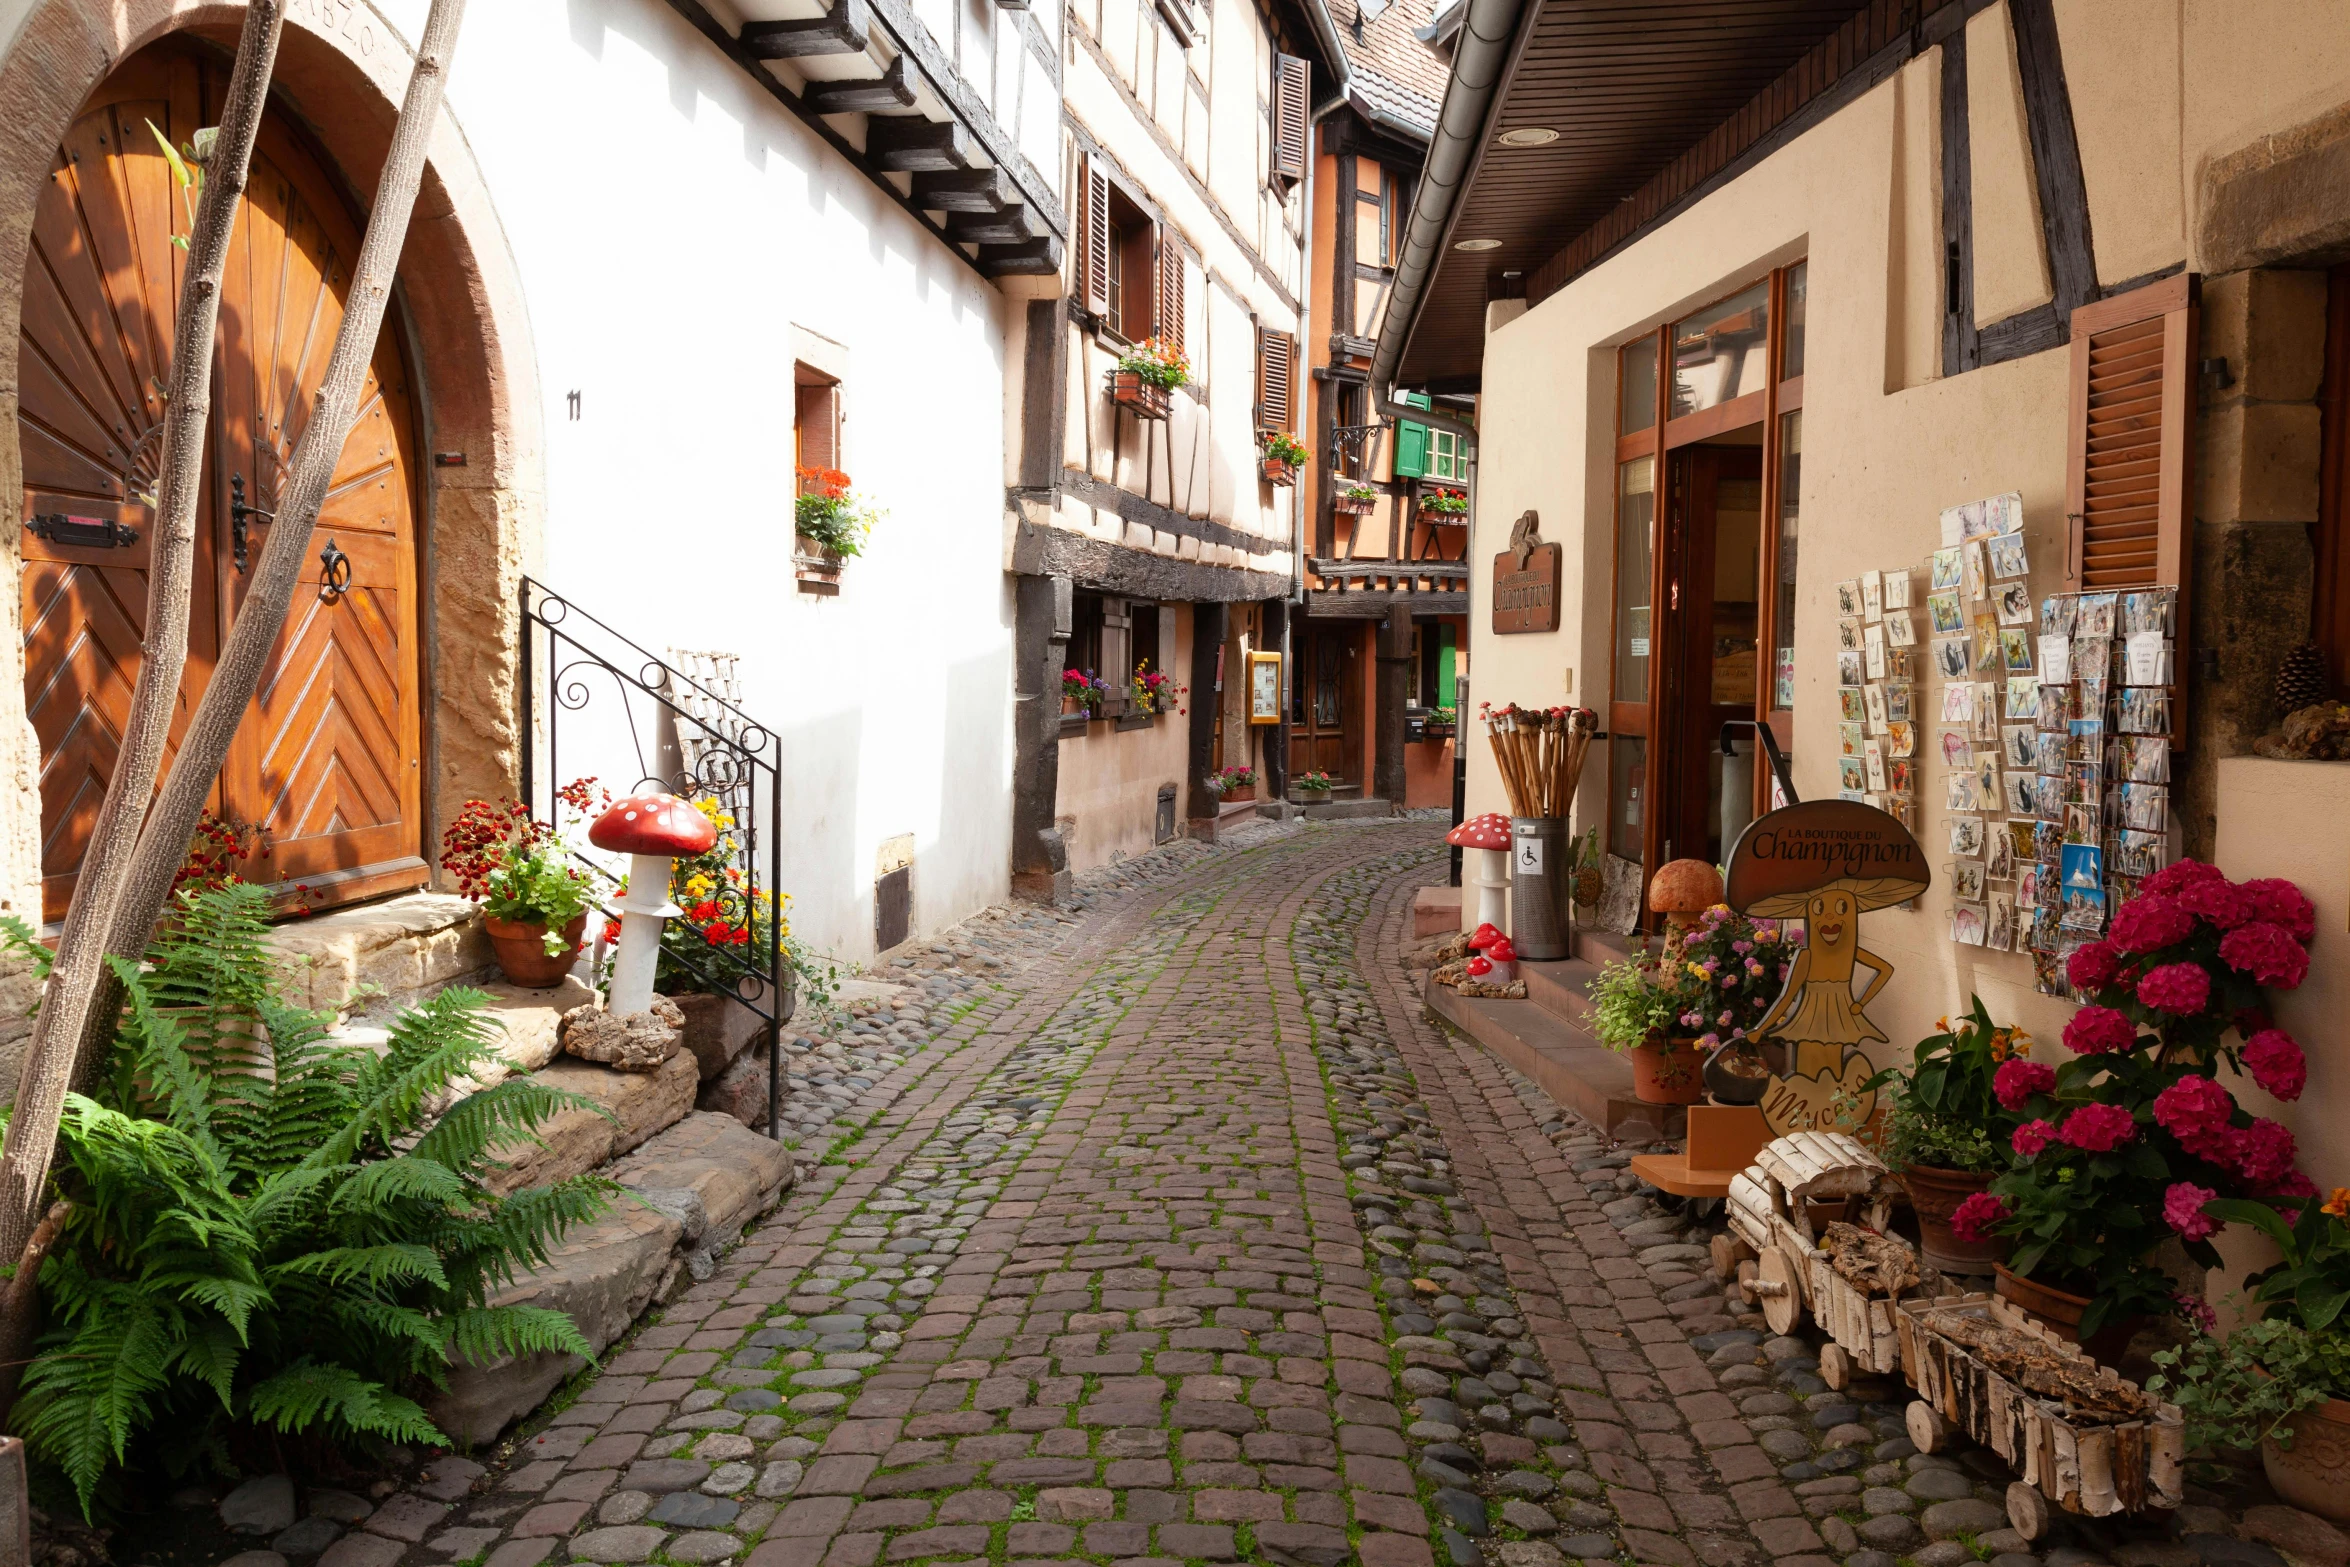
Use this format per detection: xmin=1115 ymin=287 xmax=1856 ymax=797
xmin=1782 ymin=261 xmax=1807 ymax=380
xmin=1620 ymin=337 xmax=1657 ymax=436
xmin=1772 ymin=408 xmax=1801 ymax=711
xmin=1613 ymin=456 xmax=1655 ymax=702
xmin=793 ymin=364 xmax=841 ymax=490
xmin=1670 ymin=278 xmax=1770 ymax=419
xmin=1429 ymin=423 xmax=1465 ymax=483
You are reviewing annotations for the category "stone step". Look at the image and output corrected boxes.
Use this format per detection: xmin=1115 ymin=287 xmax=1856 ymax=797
xmin=263 ymin=892 xmax=495 ymax=1017
xmin=1424 ymin=971 xmax=1682 ymax=1143
xmin=427 ymin=1110 xmax=795 ymax=1447
xmin=484 ymin=1047 xmax=701 ymax=1195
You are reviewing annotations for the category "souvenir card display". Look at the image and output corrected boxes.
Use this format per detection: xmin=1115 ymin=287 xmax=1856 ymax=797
xmin=1835 ymin=563 xmax=1918 ymax=830
xmin=2016 ymin=585 xmax=2182 ymax=996
xmin=1932 ymin=493 xmax=2031 ymax=951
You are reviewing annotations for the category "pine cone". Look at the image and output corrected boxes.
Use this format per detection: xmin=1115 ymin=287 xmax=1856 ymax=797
xmin=1573 ymin=867 xmax=1603 ymax=907
xmin=2277 ymin=642 xmax=2333 ymax=715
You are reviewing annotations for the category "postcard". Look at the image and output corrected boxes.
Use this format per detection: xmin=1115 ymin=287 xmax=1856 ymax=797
xmin=1989 ymin=534 xmax=2030 ymax=581
xmin=1931 ymin=547 xmax=1964 ymax=591
xmin=1928 ymin=592 xmax=1965 ymax=636
xmin=1885 ymin=569 xmax=1914 ymax=610
xmin=1949 ymin=815 xmax=1985 ymax=857
xmin=1997 ymin=583 xmax=2035 ymax=625
xmin=1941 ymin=683 xmax=1974 ymax=722
xmin=1840 ymin=686 xmax=1866 ymax=722
xmin=1836 ymin=579 xmax=1862 ymax=617
xmin=1953 ymin=862 xmax=1986 ymax=901
xmin=1951 ymin=901 xmax=1987 ymax=946
xmin=1885 ymin=609 xmax=1916 ymax=647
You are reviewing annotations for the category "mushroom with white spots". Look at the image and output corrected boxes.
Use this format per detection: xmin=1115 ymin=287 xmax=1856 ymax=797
xmin=1447 ymin=812 xmax=1513 ymax=940
xmin=589 ymin=792 xmax=718 ymax=1017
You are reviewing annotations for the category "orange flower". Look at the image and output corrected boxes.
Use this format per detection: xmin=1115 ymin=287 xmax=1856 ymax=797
xmin=2324 ymin=1187 xmax=2350 ymax=1219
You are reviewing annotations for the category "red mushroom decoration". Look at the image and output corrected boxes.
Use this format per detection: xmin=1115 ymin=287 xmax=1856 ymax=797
xmin=590 ymin=793 xmax=718 ymax=1017
xmin=1448 ymin=812 xmax=1513 ymax=939
xmin=1485 ymin=936 xmax=1518 ymax=982
xmin=1464 ymin=954 xmax=1493 ymax=980
xmin=1468 ymin=922 xmax=1504 ymax=951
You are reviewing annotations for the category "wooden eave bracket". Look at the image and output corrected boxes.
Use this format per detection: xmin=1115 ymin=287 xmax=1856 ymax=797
xmin=740 ymin=0 xmax=871 ymax=58
xmin=805 ymin=54 xmax=919 ymax=114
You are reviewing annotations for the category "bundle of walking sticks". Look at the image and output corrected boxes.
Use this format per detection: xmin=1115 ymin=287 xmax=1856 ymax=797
xmin=1482 ymin=703 xmax=1599 ymax=819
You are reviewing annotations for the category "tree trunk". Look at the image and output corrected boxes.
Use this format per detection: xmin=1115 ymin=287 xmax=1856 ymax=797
xmin=0 ymin=0 xmax=289 ymax=1284
xmin=102 ymin=0 xmax=472 ymax=1012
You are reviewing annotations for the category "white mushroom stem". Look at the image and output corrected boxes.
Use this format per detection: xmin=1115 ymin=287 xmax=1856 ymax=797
xmin=607 ymin=851 xmax=682 ymax=1017
xmin=1474 ymin=847 xmax=1509 ymax=935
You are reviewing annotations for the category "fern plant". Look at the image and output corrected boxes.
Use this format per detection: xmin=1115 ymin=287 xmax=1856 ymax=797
xmin=6 ymin=885 xmax=614 ymax=1516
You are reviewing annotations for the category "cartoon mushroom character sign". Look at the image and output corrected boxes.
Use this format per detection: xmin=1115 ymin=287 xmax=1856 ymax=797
xmin=590 ymin=792 xmax=719 ymax=1018
xmin=1724 ymin=799 xmax=1931 ymax=1136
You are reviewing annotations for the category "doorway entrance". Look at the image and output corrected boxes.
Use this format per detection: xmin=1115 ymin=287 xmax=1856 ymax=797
xmin=1288 ymin=624 xmax=1362 ymax=785
xmin=19 ymin=39 xmax=427 ymax=922
xmin=1660 ymin=441 xmax=1762 ymax=868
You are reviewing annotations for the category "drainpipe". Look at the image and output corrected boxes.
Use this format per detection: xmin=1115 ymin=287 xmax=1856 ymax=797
xmin=1367 ymin=0 xmax=1531 ymax=404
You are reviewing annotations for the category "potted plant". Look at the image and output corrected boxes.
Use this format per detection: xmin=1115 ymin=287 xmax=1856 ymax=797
xmin=1063 ymin=667 xmax=1111 ymax=718
xmin=1131 ymin=660 xmax=1181 ymax=716
xmin=1588 ymin=906 xmax=1799 ymax=1105
xmin=442 ymin=793 xmax=594 ymax=987
xmin=1960 ymin=859 xmax=2318 ymax=1359
xmin=1334 ymin=484 xmax=1377 ymax=515
xmin=1297 ymin=770 xmax=1334 ymax=796
xmin=2150 ymin=1191 xmax=2350 ymax=1521
xmin=1872 ymin=997 xmax=2028 ymax=1271
xmin=1110 ymin=336 xmax=1188 ymax=420
xmin=1420 ymin=486 xmax=1469 ymax=523
xmin=1209 ymin=764 xmax=1257 ymax=803
xmin=1426 ymin=705 xmax=1458 ymax=739
xmin=1259 ymin=431 xmax=1307 ymax=486
xmin=795 ymin=466 xmax=882 ymax=592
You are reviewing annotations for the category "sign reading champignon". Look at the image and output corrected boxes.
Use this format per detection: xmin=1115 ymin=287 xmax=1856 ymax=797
xmin=1724 ymin=800 xmax=1931 ymax=1138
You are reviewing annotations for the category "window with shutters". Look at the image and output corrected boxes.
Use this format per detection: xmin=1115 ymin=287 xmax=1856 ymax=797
xmin=1270 ymin=54 xmax=1308 ymax=190
xmin=1255 ymin=327 xmax=1297 ymax=432
xmin=1081 ymin=155 xmax=1171 ymax=347
xmin=794 ymin=364 xmax=842 ymax=493
xmin=1393 ymin=391 xmax=1430 ymax=479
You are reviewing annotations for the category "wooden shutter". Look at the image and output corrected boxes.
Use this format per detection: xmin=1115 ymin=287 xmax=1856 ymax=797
xmin=1257 ymin=327 xmax=1296 ymax=431
xmin=2064 ymin=274 xmax=2197 ymax=593
xmin=1083 ymin=155 xmax=1113 ymax=319
xmin=795 ymin=380 xmax=839 ymax=483
xmin=1156 ymin=233 xmax=1185 ymax=357
xmin=1271 ymin=54 xmax=1308 ymax=187
xmin=1393 ymin=391 xmax=1430 ymax=478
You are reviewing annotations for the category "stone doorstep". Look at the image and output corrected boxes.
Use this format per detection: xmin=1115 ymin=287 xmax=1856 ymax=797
xmin=484 ymin=1049 xmax=701 ymax=1197
xmin=1300 ymin=797 xmax=1401 ymax=821
xmin=1412 ymin=884 xmax=1463 ymax=938
xmin=427 ymin=1111 xmax=796 ymax=1448
xmin=1423 ymin=974 xmax=1683 ymax=1143
xmin=263 ymin=891 xmax=495 ymax=1015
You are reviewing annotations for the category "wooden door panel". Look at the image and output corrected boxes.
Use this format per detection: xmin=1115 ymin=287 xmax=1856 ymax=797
xmin=20 ymin=41 xmax=423 ymax=922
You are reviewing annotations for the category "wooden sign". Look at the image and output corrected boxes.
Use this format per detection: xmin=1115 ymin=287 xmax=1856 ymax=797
xmin=1493 ymin=510 xmax=1562 ymax=634
xmin=1725 ymin=801 xmax=1931 ymax=1137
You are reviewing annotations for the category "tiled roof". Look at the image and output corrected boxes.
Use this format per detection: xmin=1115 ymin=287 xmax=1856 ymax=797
xmin=1337 ymin=0 xmax=1447 ymax=143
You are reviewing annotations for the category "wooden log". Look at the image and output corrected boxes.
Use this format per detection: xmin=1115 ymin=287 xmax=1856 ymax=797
xmin=1710 ymin=1232 xmax=1755 ymax=1280
xmin=2006 ymin=1481 xmax=2052 ymax=1541
xmin=2077 ymin=1423 xmax=2116 ymax=1515
xmin=1820 ymin=1342 xmax=1851 ymax=1391
xmin=1907 ymin=1400 xmax=1954 ymax=1453
xmin=1736 ymin=1258 xmax=1761 ymax=1305
xmin=2148 ymin=1411 xmax=2185 ymax=1507
xmin=1727 ymin=1172 xmax=1776 ymax=1254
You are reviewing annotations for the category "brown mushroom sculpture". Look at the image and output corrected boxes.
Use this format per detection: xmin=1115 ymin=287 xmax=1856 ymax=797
xmin=1447 ymin=812 xmax=1513 ymax=938
xmin=1648 ymin=858 xmax=1725 ymax=934
xmin=590 ymin=792 xmax=718 ymax=1017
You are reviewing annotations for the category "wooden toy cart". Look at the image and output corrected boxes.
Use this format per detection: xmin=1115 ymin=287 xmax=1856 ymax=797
xmin=1896 ymin=1292 xmax=2184 ymax=1538
xmin=1725 ymin=1131 xmax=1915 ymax=1388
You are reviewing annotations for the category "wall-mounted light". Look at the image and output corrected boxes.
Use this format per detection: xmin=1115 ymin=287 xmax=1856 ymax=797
xmin=1496 ymin=127 xmax=1557 ymax=147
xmin=1455 ymin=238 xmax=1502 ymax=252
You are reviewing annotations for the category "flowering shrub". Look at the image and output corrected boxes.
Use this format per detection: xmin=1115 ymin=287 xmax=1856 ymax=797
xmin=170 ymin=810 xmax=315 ymax=917
xmin=1874 ymin=997 xmax=2031 ymax=1174
xmin=794 ymin=466 xmax=882 ymax=558
xmin=441 ymin=792 xmax=594 ymax=955
xmin=1984 ymin=859 xmax=2317 ymax=1337
xmin=1297 ymin=770 xmax=1335 ymax=793
xmin=1131 ymin=660 xmax=1185 ymax=715
xmin=1117 ymin=336 xmax=1191 ymax=391
xmin=1259 ymin=430 xmax=1309 ymax=467
xmin=1585 ymin=906 xmax=1801 ymax=1060
xmin=1208 ymin=765 xmax=1257 ymax=792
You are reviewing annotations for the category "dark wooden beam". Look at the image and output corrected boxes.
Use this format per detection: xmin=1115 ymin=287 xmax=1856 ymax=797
xmin=2007 ymin=0 xmax=2096 ymax=319
xmin=913 ymin=167 xmax=1014 ymax=211
xmin=946 ymin=204 xmax=1043 ymax=245
xmin=867 ymin=116 xmax=971 ymax=170
xmin=981 ymin=236 xmax=1064 ymax=276
xmin=805 ymin=56 xmax=918 ymax=114
xmin=740 ymin=0 xmax=869 ymax=59
xmin=1303 ymin=591 xmax=1469 ymax=618
xmin=1940 ymin=23 xmax=1979 ymax=378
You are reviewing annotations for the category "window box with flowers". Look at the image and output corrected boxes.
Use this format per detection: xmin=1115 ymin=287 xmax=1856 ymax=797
xmin=1130 ymin=660 xmax=1183 ymax=717
xmin=1259 ymin=431 xmax=1307 ymax=486
xmin=1207 ymin=764 xmax=1256 ymax=803
xmin=1062 ymin=667 xmax=1112 ymax=721
xmin=795 ymin=466 xmax=882 ymax=594
xmin=1296 ymin=770 xmax=1334 ymax=795
xmin=1333 ymin=485 xmax=1377 ymax=515
xmin=1110 ymin=337 xmax=1188 ymax=421
xmin=1420 ymin=486 xmax=1469 ymax=525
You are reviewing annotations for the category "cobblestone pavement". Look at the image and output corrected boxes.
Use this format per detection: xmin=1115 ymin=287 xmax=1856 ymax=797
xmin=303 ymin=818 xmax=2094 ymax=1567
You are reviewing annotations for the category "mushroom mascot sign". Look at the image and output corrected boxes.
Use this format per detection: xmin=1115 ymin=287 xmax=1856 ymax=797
xmin=1724 ymin=799 xmax=1930 ymax=1137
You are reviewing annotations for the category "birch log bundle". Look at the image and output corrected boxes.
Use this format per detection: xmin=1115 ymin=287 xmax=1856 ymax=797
xmin=1481 ymin=704 xmax=1597 ymax=818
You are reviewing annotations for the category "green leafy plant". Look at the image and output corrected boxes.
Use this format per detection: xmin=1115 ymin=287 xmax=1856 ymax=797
xmin=1420 ymin=487 xmax=1468 ymax=517
xmin=1870 ymin=996 xmax=2028 ymax=1175
xmin=1116 ymin=337 xmax=1189 ymax=391
xmin=10 ymin=885 xmax=612 ymax=1516
xmin=147 ymin=121 xmax=217 ymax=253
xmin=794 ymin=467 xmax=881 ymax=558
xmin=1586 ymin=956 xmax=1676 ymax=1052
xmin=2149 ymin=1315 xmax=2344 ymax=1452
xmin=1297 ymin=770 xmax=1334 ymax=793
xmin=440 ymin=796 xmax=592 ymax=954
xmin=1340 ymin=486 xmax=1377 ymax=506
xmin=1209 ymin=765 xmax=1256 ymax=792
xmin=1259 ymin=431 xmax=1308 ymax=467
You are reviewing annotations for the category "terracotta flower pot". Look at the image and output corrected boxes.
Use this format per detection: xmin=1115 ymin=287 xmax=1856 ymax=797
xmin=1993 ymin=1263 xmax=2142 ymax=1366
xmin=484 ymin=912 xmax=587 ymax=988
xmin=2264 ymin=1393 xmax=2350 ymax=1524
xmin=1902 ymin=1163 xmax=2001 ymax=1273
xmin=1629 ymin=1033 xmax=1704 ymax=1105
xmin=1226 ymin=785 xmax=1255 ymax=803
xmin=1111 ymin=371 xmax=1172 ymax=420
xmin=1260 ymin=457 xmax=1295 ymax=486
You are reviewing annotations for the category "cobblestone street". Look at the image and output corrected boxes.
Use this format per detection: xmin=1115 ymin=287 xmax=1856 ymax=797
xmin=326 ymin=819 xmax=2043 ymax=1567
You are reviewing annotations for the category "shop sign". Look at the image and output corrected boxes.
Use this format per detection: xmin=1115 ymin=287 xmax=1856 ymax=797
xmin=1724 ymin=800 xmax=1930 ymax=1136
xmin=1492 ymin=510 xmax=1562 ymax=634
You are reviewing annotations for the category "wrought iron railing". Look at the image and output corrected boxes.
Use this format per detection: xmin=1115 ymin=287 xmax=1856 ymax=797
xmin=519 ymin=576 xmax=793 ymax=1139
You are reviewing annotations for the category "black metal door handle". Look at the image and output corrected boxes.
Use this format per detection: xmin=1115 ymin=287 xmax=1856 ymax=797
xmin=318 ymin=539 xmax=352 ymax=601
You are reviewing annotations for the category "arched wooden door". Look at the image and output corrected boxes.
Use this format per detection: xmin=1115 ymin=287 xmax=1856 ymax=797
xmin=19 ymin=41 xmax=425 ymax=923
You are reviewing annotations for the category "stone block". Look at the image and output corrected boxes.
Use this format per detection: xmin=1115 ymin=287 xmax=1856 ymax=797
xmin=264 ymin=893 xmax=492 ymax=1014
xmin=2205 ymin=269 xmax=2329 ymax=404
xmin=699 ymin=1045 xmax=775 ymax=1129
xmin=612 ymin=1111 xmax=794 ymax=1246
xmin=487 ymin=1049 xmax=700 ymax=1196
xmin=1412 ymin=884 xmax=1463 ymax=937
xmin=2201 ymin=100 xmax=2350 ymax=276
xmin=2200 ymin=402 xmax=2322 ymax=526
xmin=424 ymin=1201 xmax=684 ymax=1447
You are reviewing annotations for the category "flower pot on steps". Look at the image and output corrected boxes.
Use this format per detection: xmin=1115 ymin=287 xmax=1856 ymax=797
xmin=484 ymin=912 xmax=588 ymax=988
xmin=1629 ymin=1033 xmax=1704 ymax=1105
xmin=2264 ymin=1394 xmax=2350 ymax=1524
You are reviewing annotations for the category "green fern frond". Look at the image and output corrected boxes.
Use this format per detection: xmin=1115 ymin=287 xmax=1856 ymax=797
xmin=0 ymin=912 xmax=53 ymax=979
xmin=442 ymin=1305 xmax=596 ymax=1368
xmin=270 ymin=1243 xmax=448 ymax=1292
xmin=410 ymin=1076 xmax=600 ymax=1177
xmin=243 ymin=1359 xmax=449 ymax=1447
xmin=168 ymin=1318 xmax=247 ymax=1412
xmin=433 ymin=1175 xmax=615 ymax=1291
xmin=329 ymin=1156 xmax=466 ymax=1213
xmin=17 ymin=1290 xmax=175 ymax=1513
xmin=309 ymin=991 xmax=501 ymax=1168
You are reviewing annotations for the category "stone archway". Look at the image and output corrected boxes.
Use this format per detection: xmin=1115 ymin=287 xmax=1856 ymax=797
xmin=0 ymin=0 xmax=543 ymax=919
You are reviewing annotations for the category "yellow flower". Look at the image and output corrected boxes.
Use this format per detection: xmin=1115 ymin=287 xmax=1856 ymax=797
xmin=1937 ymin=1017 xmax=1951 ymax=1034
xmin=2325 ymin=1187 xmax=2350 ymax=1219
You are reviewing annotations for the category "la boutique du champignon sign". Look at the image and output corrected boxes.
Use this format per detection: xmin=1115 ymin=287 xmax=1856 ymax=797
xmin=1493 ymin=510 xmax=1562 ymax=634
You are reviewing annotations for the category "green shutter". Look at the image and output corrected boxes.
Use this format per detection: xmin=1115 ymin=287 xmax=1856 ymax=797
xmin=1393 ymin=391 xmax=1430 ymax=479
xmin=1437 ymin=624 xmax=1456 ymax=711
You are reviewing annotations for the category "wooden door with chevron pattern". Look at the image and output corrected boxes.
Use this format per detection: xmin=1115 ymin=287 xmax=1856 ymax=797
xmin=18 ymin=40 xmax=424 ymax=924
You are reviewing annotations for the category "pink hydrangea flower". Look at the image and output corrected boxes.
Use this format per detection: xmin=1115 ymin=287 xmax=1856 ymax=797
xmin=2154 ymin=1074 xmax=2240 ymax=1164
xmin=2145 ymin=859 xmax=2228 ymax=897
xmin=1994 ymin=1058 xmax=2057 ymax=1110
xmin=2178 ymin=876 xmax=2256 ymax=931
xmin=2059 ymin=1102 xmax=2138 ymax=1152
xmin=1949 ymin=1191 xmax=2012 ymax=1244
xmin=2229 ymin=1118 xmax=2303 ymax=1190
xmin=2243 ymin=878 xmax=2317 ymax=943
xmin=2066 ymin=940 xmax=2122 ymax=993
xmin=2062 ymin=1005 xmax=2138 ymax=1056
xmin=2110 ymin=894 xmax=2195 ymax=954
xmin=2137 ymin=961 xmax=2212 ymax=1015
xmin=2243 ymin=1029 xmax=2307 ymax=1102
xmin=2221 ymin=921 xmax=2311 ymax=989
xmin=2164 ymin=1181 xmax=2219 ymax=1241
xmin=2011 ymin=1119 xmax=2056 ymax=1158
xmin=2267 ymin=1170 xmax=2321 ymax=1199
